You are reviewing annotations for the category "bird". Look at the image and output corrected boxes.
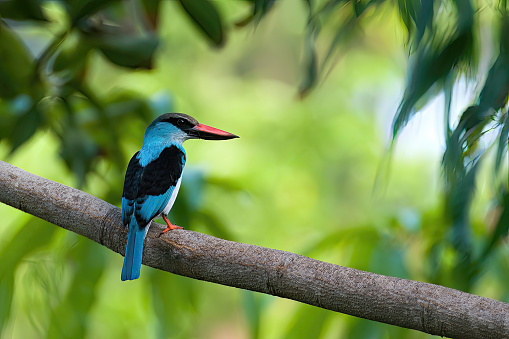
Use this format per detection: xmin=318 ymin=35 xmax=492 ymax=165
xmin=121 ymin=113 xmax=238 ymax=281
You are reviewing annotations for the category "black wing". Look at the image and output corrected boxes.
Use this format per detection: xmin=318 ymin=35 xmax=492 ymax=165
xmin=121 ymin=146 xmax=186 ymax=227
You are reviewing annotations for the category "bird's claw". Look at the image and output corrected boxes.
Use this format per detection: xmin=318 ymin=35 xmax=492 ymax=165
xmin=157 ymin=224 xmax=184 ymax=238
xmin=160 ymin=214 xmax=184 ymax=236
xmin=162 ymin=225 xmax=184 ymax=233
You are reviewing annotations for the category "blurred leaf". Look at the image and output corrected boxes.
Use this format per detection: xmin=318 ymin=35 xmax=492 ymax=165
xmin=179 ymin=0 xmax=224 ymax=46
xmin=0 ymin=219 xmax=56 ymax=270
xmin=0 ymin=23 xmax=34 ymax=99
xmin=299 ymin=28 xmax=318 ymax=97
xmin=354 ymin=0 xmax=384 ymax=17
xmin=0 ymin=270 xmax=14 ymax=332
xmin=52 ymin=31 xmax=91 ymax=84
xmin=241 ymin=291 xmax=263 ymax=339
xmin=447 ymin=162 xmax=478 ymax=245
xmin=370 ymin=239 xmax=408 ymax=278
xmin=397 ymin=0 xmax=419 ymax=39
xmin=64 ymin=0 xmax=120 ymax=24
xmin=443 ymin=74 xmax=454 ymax=140
xmin=59 ymin=116 xmax=99 ymax=187
xmin=283 ymin=305 xmax=329 ymax=339
xmin=151 ymin=271 xmax=198 ymax=338
xmin=478 ymin=16 xmax=509 ymax=113
xmin=47 ymin=239 xmax=105 ymax=339
xmin=0 ymin=218 xmax=56 ymax=331
xmin=89 ymin=34 xmax=159 ymax=69
xmin=442 ymin=106 xmax=484 ymax=288
xmin=392 ymin=0 xmax=473 ymax=138
xmin=197 ymin=210 xmax=233 ymax=240
xmin=321 ymin=16 xmax=358 ymax=73
xmin=140 ymin=0 xmax=161 ymax=30
xmin=347 ymin=317 xmax=385 ymax=338
xmin=455 ymin=0 xmax=474 ymax=30
xmin=235 ymin=0 xmax=276 ymax=27
xmin=0 ymin=0 xmax=46 ymax=21
xmin=393 ymin=30 xmax=472 ymax=138
xmin=415 ymin=0 xmax=433 ymax=47
xmin=495 ymin=113 xmax=509 ymax=177
xmin=442 ymin=145 xmax=481 ymax=290
xmin=252 ymin=0 xmax=276 ymax=22
xmin=478 ymin=191 xmax=509 ymax=266
xmin=8 ymin=105 xmax=44 ymax=153
xmin=0 ymin=23 xmax=45 ymax=152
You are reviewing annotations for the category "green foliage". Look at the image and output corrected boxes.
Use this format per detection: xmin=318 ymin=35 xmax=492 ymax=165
xmin=0 ymin=219 xmax=56 ymax=332
xmin=392 ymin=0 xmax=509 ymax=290
xmin=179 ymin=0 xmax=224 ymax=46
xmin=0 ymin=1 xmax=160 ymax=185
xmin=1 ymin=0 xmax=509 ymax=338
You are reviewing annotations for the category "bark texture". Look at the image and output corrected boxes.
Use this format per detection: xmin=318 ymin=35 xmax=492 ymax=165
xmin=0 ymin=160 xmax=507 ymax=338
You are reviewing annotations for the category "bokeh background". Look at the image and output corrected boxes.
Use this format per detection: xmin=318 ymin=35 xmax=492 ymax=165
xmin=1 ymin=0 xmax=508 ymax=338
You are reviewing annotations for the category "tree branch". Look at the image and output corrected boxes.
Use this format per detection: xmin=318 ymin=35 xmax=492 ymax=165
xmin=0 ymin=160 xmax=507 ymax=338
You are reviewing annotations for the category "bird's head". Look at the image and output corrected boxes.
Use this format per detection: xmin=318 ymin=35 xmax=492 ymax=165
xmin=144 ymin=113 xmax=238 ymax=145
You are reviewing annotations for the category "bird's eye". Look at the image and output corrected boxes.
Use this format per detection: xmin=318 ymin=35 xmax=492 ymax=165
xmin=177 ymin=119 xmax=185 ymax=126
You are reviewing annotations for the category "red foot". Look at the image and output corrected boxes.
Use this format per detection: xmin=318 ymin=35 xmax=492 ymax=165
xmin=162 ymin=215 xmax=183 ymax=234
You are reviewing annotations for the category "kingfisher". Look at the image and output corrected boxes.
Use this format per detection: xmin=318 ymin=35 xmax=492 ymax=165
xmin=121 ymin=113 xmax=238 ymax=281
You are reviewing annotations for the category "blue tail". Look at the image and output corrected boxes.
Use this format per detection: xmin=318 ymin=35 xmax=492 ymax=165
xmin=121 ymin=221 xmax=147 ymax=281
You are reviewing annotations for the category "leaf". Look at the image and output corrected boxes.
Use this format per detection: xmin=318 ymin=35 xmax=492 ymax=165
xmin=392 ymin=30 xmax=472 ymax=138
xmin=179 ymin=0 xmax=224 ymax=46
xmin=354 ymin=0 xmax=383 ymax=17
xmin=298 ymin=28 xmax=318 ymax=98
xmin=447 ymin=161 xmax=479 ymax=237
xmin=283 ymin=305 xmax=330 ymax=339
xmin=392 ymin=0 xmax=474 ymax=138
xmin=46 ymin=240 xmax=105 ymax=339
xmin=478 ymin=191 xmax=509 ymax=267
xmin=150 ymin=271 xmax=198 ymax=337
xmin=478 ymin=16 xmax=509 ymax=113
xmin=415 ymin=0 xmax=433 ymax=47
xmin=442 ymin=154 xmax=481 ymax=291
xmin=91 ymin=34 xmax=159 ymax=69
xmin=0 ymin=218 xmax=56 ymax=331
xmin=479 ymin=59 xmax=509 ymax=113
xmin=241 ymin=291 xmax=264 ymax=339
xmin=494 ymin=113 xmax=509 ymax=177
xmin=0 ymin=269 xmax=14 ymax=332
xmin=0 ymin=23 xmax=34 ymax=99
xmin=252 ymin=0 xmax=276 ymax=24
xmin=397 ymin=0 xmax=414 ymax=38
xmin=196 ymin=210 xmax=233 ymax=240
xmin=140 ymin=0 xmax=161 ymax=30
xmin=0 ymin=0 xmax=47 ymax=21
xmin=235 ymin=0 xmax=276 ymax=27
xmin=443 ymin=74 xmax=454 ymax=140
xmin=8 ymin=105 xmax=43 ymax=153
xmin=59 ymin=117 xmax=99 ymax=187
xmin=64 ymin=0 xmax=120 ymax=24
xmin=52 ymin=31 xmax=92 ymax=86
xmin=347 ymin=318 xmax=393 ymax=338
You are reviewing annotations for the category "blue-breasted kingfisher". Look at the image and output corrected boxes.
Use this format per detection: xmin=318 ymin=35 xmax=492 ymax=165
xmin=121 ymin=113 xmax=238 ymax=281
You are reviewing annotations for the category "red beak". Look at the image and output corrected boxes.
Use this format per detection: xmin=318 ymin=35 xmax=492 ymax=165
xmin=190 ymin=124 xmax=239 ymax=140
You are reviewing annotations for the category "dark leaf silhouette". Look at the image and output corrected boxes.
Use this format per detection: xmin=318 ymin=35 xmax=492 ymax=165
xmin=179 ymin=0 xmax=224 ymax=46
xmin=64 ymin=0 xmax=120 ymax=24
xmin=0 ymin=0 xmax=46 ymax=21
xmin=0 ymin=23 xmax=34 ymax=99
xmin=235 ymin=0 xmax=276 ymax=27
